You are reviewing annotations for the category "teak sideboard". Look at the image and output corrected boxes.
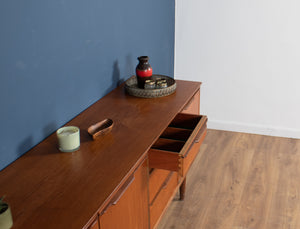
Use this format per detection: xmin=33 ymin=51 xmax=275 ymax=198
xmin=0 ymin=79 xmax=207 ymax=229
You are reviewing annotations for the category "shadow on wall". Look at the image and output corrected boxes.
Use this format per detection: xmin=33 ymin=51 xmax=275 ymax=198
xmin=15 ymin=56 xmax=136 ymax=161
xmin=17 ymin=121 xmax=58 ymax=158
xmin=104 ymin=60 xmax=121 ymax=96
xmin=125 ymin=54 xmax=135 ymax=80
xmin=17 ymin=136 xmax=33 ymax=157
xmin=43 ymin=122 xmax=57 ymax=139
xmin=104 ymin=55 xmax=136 ymax=96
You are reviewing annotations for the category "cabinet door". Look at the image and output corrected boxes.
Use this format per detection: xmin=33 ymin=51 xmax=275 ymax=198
xmin=99 ymin=158 xmax=149 ymax=229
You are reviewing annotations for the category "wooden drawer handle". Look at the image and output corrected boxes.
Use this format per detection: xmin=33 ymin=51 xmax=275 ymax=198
xmin=150 ymin=172 xmax=174 ymax=206
xmin=194 ymin=124 xmax=206 ymax=143
xmin=100 ymin=174 xmax=135 ymax=215
xmin=112 ymin=174 xmax=135 ymax=205
xmin=161 ymin=172 xmax=174 ymax=190
xmin=183 ymin=124 xmax=206 ymax=158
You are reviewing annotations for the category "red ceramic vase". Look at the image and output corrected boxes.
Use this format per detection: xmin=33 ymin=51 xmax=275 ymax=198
xmin=136 ymin=56 xmax=153 ymax=89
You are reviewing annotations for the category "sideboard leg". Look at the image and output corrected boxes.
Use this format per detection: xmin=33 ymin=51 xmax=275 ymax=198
xmin=179 ymin=178 xmax=186 ymax=200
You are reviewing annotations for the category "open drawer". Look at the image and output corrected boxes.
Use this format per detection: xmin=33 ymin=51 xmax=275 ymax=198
xmin=148 ymin=113 xmax=207 ymax=177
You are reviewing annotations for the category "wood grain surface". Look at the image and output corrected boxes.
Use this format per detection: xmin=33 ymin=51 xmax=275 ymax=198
xmin=0 ymin=80 xmax=201 ymax=229
xmin=158 ymin=129 xmax=300 ymax=229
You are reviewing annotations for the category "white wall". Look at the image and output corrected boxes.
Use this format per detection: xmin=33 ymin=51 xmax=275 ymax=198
xmin=175 ymin=0 xmax=300 ymax=138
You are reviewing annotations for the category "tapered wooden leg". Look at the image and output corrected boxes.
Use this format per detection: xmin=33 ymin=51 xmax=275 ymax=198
xmin=179 ymin=178 xmax=186 ymax=200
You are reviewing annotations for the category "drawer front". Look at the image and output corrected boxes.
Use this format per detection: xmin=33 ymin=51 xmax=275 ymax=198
xmin=149 ymin=113 xmax=207 ymax=177
xmin=181 ymin=89 xmax=200 ymax=115
xmin=150 ymin=171 xmax=178 ymax=229
xmin=182 ymin=128 xmax=206 ymax=175
xmin=149 ymin=169 xmax=172 ymax=204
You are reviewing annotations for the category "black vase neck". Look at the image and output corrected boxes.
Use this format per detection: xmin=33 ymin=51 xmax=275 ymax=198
xmin=138 ymin=56 xmax=149 ymax=63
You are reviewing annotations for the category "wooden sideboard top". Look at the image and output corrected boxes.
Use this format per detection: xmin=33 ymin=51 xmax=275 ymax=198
xmin=0 ymin=79 xmax=201 ymax=229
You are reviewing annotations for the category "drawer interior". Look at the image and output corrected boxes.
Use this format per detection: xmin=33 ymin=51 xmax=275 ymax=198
xmin=152 ymin=113 xmax=203 ymax=153
xmin=148 ymin=113 xmax=207 ymax=174
xmin=160 ymin=127 xmax=193 ymax=141
xmin=169 ymin=113 xmax=201 ymax=130
xmin=152 ymin=138 xmax=185 ymax=153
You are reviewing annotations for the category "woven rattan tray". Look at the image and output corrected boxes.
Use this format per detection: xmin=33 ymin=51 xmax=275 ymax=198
xmin=125 ymin=75 xmax=176 ymax=98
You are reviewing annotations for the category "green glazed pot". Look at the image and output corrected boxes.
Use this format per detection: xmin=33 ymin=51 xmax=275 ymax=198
xmin=0 ymin=204 xmax=13 ymax=229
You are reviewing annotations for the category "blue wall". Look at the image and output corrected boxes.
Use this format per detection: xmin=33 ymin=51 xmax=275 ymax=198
xmin=0 ymin=0 xmax=175 ymax=170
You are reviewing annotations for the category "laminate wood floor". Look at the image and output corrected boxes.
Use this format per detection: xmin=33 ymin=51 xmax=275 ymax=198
xmin=158 ymin=129 xmax=300 ymax=229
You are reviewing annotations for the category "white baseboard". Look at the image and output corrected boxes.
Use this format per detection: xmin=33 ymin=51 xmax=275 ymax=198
xmin=208 ymin=120 xmax=300 ymax=139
